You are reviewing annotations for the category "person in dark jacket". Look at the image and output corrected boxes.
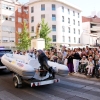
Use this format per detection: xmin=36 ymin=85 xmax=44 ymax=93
xmin=67 ymin=51 xmax=74 ymax=73
xmin=37 ymin=50 xmax=55 ymax=78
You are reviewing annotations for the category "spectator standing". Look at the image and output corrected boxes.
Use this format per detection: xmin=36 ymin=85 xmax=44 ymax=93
xmin=73 ymin=48 xmax=81 ymax=73
xmin=61 ymin=46 xmax=67 ymax=64
xmin=67 ymin=51 xmax=74 ymax=73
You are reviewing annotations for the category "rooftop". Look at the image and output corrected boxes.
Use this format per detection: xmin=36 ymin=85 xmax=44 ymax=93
xmin=82 ymin=15 xmax=100 ymax=23
xmin=28 ymin=0 xmax=82 ymax=11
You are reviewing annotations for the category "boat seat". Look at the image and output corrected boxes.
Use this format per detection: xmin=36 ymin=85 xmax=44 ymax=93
xmin=28 ymin=59 xmax=40 ymax=69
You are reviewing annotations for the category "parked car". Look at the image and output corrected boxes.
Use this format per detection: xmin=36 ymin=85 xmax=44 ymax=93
xmin=0 ymin=48 xmax=12 ymax=70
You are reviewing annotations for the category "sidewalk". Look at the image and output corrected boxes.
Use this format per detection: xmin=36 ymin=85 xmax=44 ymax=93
xmin=69 ymin=72 xmax=100 ymax=82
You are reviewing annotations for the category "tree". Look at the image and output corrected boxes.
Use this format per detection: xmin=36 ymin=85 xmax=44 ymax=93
xmin=17 ymin=22 xmax=31 ymax=51
xmin=40 ymin=19 xmax=52 ymax=49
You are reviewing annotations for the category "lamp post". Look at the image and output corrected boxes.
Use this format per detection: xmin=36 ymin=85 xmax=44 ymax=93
xmin=8 ymin=31 xmax=12 ymax=49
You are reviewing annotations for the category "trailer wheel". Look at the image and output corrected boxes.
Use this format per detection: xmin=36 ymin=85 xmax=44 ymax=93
xmin=13 ymin=75 xmax=22 ymax=88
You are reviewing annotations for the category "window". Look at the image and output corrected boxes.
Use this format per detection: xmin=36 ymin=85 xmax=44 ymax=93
xmin=10 ymin=17 xmax=15 ymax=21
xmin=11 ymin=27 xmax=15 ymax=32
xmin=78 ymin=38 xmax=80 ymax=43
xmin=74 ymin=37 xmax=76 ymax=43
xmin=68 ymin=37 xmax=71 ymax=42
xmin=68 ymin=9 xmax=70 ymax=14
xmin=2 ymin=4 xmax=7 ymax=9
xmin=52 ymin=4 xmax=56 ymax=11
xmin=31 ymin=26 xmax=34 ymax=32
xmin=18 ymin=8 xmax=21 ymax=13
xmin=78 ymin=13 xmax=80 ymax=18
xmin=2 ymin=37 xmax=9 ymax=43
xmin=18 ymin=17 xmax=22 ymax=23
xmin=9 ymin=6 xmax=14 ymax=11
xmin=10 ymin=38 xmax=15 ymax=42
xmin=3 ymin=15 xmax=8 ymax=20
xmin=73 ymin=19 xmax=75 ymax=25
xmin=41 ymin=14 xmax=45 ymax=19
xmin=2 ymin=4 xmax=14 ymax=11
xmin=73 ymin=11 xmax=75 ymax=16
xmin=62 ymin=16 xmax=64 ymax=22
xmin=62 ymin=36 xmax=65 ymax=42
xmin=78 ymin=29 xmax=80 ymax=34
xmin=62 ymin=26 xmax=65 ymax=32
xmin=52 ymin=25 xmax=56 ymax=31
xmin=52 ymin=35 xmax=56 ymax=42
xmin=68 ymin=18 xmax=70 ymax=24
xmin=78 ymin=21 xmax=80 ymax=26
xmin=24 ymin=8 xmax=28 ymax=14
xmin=68 ymin=27 xmax=70 ymax=33
xmin=31 ymin=16 xmax=34 ymax=22
xmin=52 ymin=14 xmax=56 ymax=21
xmin=31 ymin=7 xmax=34 ymax=13
xmin=62 ymin=6 xmax=64 ymax=12
xmin=41 ymin=4 xmax=45 ymax=11
xmin=73 ymin=28 xmax=75 ymax=34
xmin=18 ymin=28 xmax=22 ymax=33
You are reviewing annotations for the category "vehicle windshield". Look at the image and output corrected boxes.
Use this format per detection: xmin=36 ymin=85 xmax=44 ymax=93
xmin=0 ymin=50 xmax=12 ymax=54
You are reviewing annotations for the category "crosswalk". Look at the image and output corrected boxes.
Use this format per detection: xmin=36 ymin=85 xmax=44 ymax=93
xmin=0 ymin=75 xmax=100 ymax=100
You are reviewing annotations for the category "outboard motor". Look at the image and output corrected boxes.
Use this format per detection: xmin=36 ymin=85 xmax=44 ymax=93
xmin=37 ymin=50 xmax=55 ymax=78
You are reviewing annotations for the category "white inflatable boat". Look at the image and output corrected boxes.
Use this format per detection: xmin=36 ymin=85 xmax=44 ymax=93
xmin=1 ymin=53 xmax=69 ymax=88
xmin=1 ymin=53 xmax=69 ymax=80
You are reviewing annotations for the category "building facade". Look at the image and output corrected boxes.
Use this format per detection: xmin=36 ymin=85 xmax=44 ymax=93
xmin=0 ymin=0 xmax=29 ymax=49
xmin=82 ymin=16 xmax=100 ymax=46
xmin=28 ymin=0 xmax=82 ymax=48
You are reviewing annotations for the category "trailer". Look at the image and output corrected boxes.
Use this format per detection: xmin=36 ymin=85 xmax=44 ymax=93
xmin=13 ymin=73 xmax=60 ymax=88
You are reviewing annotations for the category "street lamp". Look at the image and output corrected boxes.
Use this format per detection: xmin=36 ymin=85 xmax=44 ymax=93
xmin=8 ymin=31 xmax=12 ymax=49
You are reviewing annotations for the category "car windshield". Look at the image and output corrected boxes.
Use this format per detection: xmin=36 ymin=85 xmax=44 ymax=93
xmin=0 ymin=50 xmax=12 ymax=55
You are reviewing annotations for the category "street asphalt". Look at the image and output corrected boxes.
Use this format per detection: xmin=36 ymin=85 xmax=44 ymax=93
xmin=0 ymin=70 xmax=100 ymax=100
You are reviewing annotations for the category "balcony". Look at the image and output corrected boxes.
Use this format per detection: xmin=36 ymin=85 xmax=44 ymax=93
xmin=90 ymin=26 xmax=100 ymax=31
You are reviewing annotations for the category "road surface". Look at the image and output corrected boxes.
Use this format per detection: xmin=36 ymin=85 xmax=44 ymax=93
xmin=0 ymin=70 xmax=100 ymax=100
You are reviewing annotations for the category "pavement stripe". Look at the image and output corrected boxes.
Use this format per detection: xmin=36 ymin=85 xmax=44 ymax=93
xmin=23 ymin=88 xmax=65 ymax=100
xmin=0 ymin=91 xmax=22 ymax=100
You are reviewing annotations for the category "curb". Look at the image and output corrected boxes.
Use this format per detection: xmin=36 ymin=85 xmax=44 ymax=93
xmin=69 ymin=73 xmax=100 ymax=82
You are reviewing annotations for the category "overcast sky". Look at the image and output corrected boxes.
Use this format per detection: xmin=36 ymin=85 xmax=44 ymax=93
xmin=19 ymin=0 xmax=100 ymax=16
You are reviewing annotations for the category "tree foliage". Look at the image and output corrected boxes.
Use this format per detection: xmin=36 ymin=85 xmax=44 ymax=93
xmin=40 ymin=19 xmax=52 ymax=49
xmin=17 ymin=22 xmax=31 ymax=51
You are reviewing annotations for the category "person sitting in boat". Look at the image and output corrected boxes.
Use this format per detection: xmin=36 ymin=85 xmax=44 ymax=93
xmin=29 ymin=50 xmax=35 ymax=58
xmin=37 ymin=50 xmax=55 ymax=78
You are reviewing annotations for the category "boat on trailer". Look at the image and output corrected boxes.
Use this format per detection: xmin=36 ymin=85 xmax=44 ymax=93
xmin=1 ymin=53 xmax=69 ymax=88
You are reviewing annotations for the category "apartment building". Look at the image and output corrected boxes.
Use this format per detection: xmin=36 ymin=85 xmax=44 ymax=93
xmin=28 ymin=0 xmax=82 ymax=48
xmin=15 ymin=4 xmax=29 ymax=44
xmin=82 ymin=16 xmax=100 ymax=46
xmin=0 ymin=0 xmax=29 ymax=49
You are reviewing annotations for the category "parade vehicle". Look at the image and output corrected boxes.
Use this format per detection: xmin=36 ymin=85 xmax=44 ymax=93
xmin=0 ymin=47 xmax=12 ymax=70
xmin=1 ymin=53 xmax=69 ymax=88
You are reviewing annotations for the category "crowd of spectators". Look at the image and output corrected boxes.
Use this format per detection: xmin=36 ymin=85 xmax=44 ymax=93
xmin=14 ymin=46 xmax=100 ymax=78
